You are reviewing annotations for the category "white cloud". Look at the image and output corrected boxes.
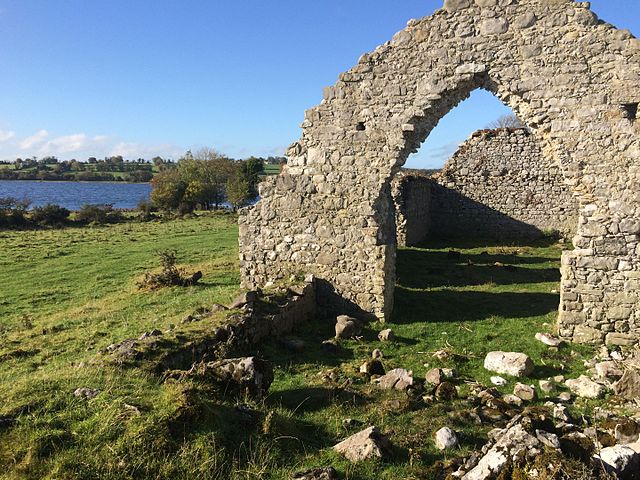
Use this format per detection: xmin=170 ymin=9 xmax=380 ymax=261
xmin=19 ymin=129 xmax=49 ymax=150
xmin=0 ymin=130 xmax=15 ymax=143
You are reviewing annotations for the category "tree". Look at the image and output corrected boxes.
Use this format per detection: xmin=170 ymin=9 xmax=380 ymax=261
xmin=150 ymin=169 xmax=187 ymax=210
xmin=226 ymin=173 xmax=250 ymax=211
xmin=485 ymin=114 xmax=527 ymax=129
xmin=240 ymin=157 xmax=264 ymax=198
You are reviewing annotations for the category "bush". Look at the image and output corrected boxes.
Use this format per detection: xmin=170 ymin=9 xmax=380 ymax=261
xmin=137 ymin=199 xmax=157 ymax=221
xmin=0 ymin=197 xmax=30 ymax=228
xmin=75 ymin=204 xmax=123 ymax=224
xmin=30 ymin=204 xmax=70 ymax=226
xmin=138 ymin=250 xmax=202 ymax=290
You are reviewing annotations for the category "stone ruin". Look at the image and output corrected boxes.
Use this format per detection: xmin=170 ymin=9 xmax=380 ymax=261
xmin=393 ymin=127 xmax=579 ymax=246
xmin=240 ymin=0 xmax=640 ymax=345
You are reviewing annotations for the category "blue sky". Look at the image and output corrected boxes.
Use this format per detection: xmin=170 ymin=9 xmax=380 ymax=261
xmin=0 ymin=1 xmax=638 ymax=167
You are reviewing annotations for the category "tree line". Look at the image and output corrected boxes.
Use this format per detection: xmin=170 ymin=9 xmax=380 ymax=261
xmin=150 ymin=148 xmax=267 ymax=212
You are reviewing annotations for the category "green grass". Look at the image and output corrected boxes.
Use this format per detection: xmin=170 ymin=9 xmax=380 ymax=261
xmin=0 ymin=222 xmax=598 ymax=479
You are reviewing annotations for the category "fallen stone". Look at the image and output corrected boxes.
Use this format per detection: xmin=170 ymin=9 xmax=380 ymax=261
xmin=210 ymin=303 xmax=228 ymax=313
xmin=359 ymin=359 xmax=385 ymax=376
xmin=539 ymin=380 xmax=555 ymax=394
xmin=557 ymin=392 xmax=572 ymax=402
xmin=442 ymin=368 xmax=457 ymax=379
xmin=463 ymin=424 xmax=541 ymax=480
xmin=554 ymin=404 xmax=571 ymax=422
xmin=425 ymin=368 xmax=444 ymax=386
xmin=513 ymin=383 xmax=536 ymax=401
xmin=335 ymin=315 xmax=361 ymax=339
xmin=292 ymin=467 xmax=339 ymax=480
xmin=502 ymin=394 xmax=523 ymax=407
xmin=228 ymin=290 xmax=259 ymax=310
xmin=374 ymin=368 xmax=413 ymax=390
xmin=435 ymin=427 xmax=459 ymax=450
xmin=595 ymin=361 xmax=625 ymax=379
xmin=73 ymin=387 xmax=100 ymax=400
xmin=565 ymin=375 xmax=606 ymax=399
xmin=377 ymin=329 xmax=395 ymax=342
xmin=200 ymin=357 xmax=273 ymax=398
xmin=595 ymin=445 xmax=640 ymax=480
xmin=535 ymin=332 xmax=563 ymax=347
xmin=560 ymin=431 xmax=595 ymax=461
xmin=613 ymin=369 xmax=640 ymax=401
xmin=435 ymin=381 xmax=458 ymax=401
xmin=333 ymin=426 xmax=392 ymax=462
xmin=484 ymin=351 xmax=534 ymax=377
xmin=372 ymin=349 xmax=383 ymax=359
xmin=321 ymin=339 xmax=340 ymax=354
xmin=281 ymin=337 xmax=306 ymax=353
xmin=491 ymin=376 xmax=507 ymax=386
xmin=536 ymin=430 xmax=561 ymax=450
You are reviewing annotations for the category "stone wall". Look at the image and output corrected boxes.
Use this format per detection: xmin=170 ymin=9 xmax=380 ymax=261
xmin=392 ymin=172 xmax=432 ymax=246
xmin=240 ymin=0 xmax=640 ymax=345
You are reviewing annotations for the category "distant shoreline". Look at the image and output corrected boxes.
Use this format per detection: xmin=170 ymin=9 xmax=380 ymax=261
xmin=0 ymin=178 xmax=150 ymax=185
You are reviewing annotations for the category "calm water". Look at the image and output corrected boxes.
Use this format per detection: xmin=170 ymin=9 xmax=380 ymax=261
xmin=0 ymin=180 xmax=151 ymax=210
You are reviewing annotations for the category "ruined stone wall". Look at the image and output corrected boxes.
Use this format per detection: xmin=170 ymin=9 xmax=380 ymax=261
xmin=240 ymin=0 xmax=640 ymax=345
xmin=392 ymin=173 xmax=432 ymax=246
xmin=430 ymin=128 xmax=579 ymax=239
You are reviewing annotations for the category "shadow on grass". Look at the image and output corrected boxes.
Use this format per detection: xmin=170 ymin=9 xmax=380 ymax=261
xmin=268 ymin=386 xmax=368 ymax=413
xmin=392 ymin=288 xmax=559 ymax=324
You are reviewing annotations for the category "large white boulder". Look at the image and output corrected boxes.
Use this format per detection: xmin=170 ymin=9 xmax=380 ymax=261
xmin=484 ymin=351 xmax=534 ymax=377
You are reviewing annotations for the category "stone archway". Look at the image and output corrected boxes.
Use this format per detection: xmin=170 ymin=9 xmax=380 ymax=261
xmin=240 ymin=0 xmax=640 ymax=344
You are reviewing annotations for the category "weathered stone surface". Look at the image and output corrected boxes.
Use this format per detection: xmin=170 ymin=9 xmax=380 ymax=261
xmin=514 ymin=383 xmax=536 ymax=401
xmin=613 ymin=369 xmax=640 ymax=400
xmin=595 ymin=445 xmax=640 ymax=480
xmin=333 ymin=426 xmax=392 ymax=462
xmin=490 ymin=376 xmax=507 ymax=386
xmin=435 ymin=427 xmax=458 ymax=450
xmin=565 ymin=375 xmax=606 ymax=399
xmin=335 ymin=315 xmax=361 ymax=339
xmin=239 ymin=0 xmax=640 ymax=346
xmin=201 ymin=357 xmax=273 ymax=398
xmin=463 ymin=424 xmax=541 ymax=480
xmin=595 ymin=361 xmax=624 ymax=379
xmin=292 ymin=467 xmax=339 ymax=480
xmin=484 ymin=351 xmax=534 ymax=377
xmin=425 ymin=368 xmax=444 ymax=386
xmin=535 ymin=332 xmax=564 ymax=347
xmin=73 ymin=387 xmax=99 ymax=400
xmin=377 ymin=329 xmax=395 ymax=342
xmin=374 ymin=368 xmax=413 ymax=390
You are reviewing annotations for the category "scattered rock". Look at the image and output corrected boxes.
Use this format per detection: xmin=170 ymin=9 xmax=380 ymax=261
xmin=374 ymin=368 xmax=413 ymax=390
xmin=139 ymin=329 xmax=162 ymax=340
xmin=596 ymin=445 xmax=640 ymax=480
xmin=425 ymin=368 xmax=444 ymax=386
xmin=463 ymin=424 xmax=541 ymax=480
xmin=539 ymin=379 xmax=555 ymax=394
xmin=535 ymin=332 xmax=563 ymax=347
xmin=228 ymin=290 xmax=259 ymax=310
xmin=333 ymin=426 xmax=392 ymax=462
xmin=342 ymin=418 xmax=364 ymax=429
xmin=359 ymin=359 xmax=385 ymax=376
xmin=595 ymin=361 xmax=625 ymax=379
xmin=199 ymin=356 xmax=273 ymax=398
xmin=371 ymin=348 xmax=384 ymax=359
xmin=210 ymin=303 xmax=228 ymax=313
xmin=565 ymin=375 xmax=606 ymax=399
xmin=321 ymin=339 xmax=340 ymax=354
xmin=557 ymin=392 xmax=571 ymax=402
xmin=502 ymin=394 xmax=523 ymax=407
xmin=491 ymin=376 xmax=507 ymax=386
xmin=536 ymin=430 xmax=561 ymax=450
xmin=335 ymin=315 xmax=361 ymax=339
xmin=613 ymin=369 xmax=640 ymax=401
xmin=442 ymin=368 xmax=457 ymax=379
xmin=435 ymin=427 xmax=459 ymax=450
xmin=513 ymin=383 xmax=536 ymax=401
xmin=435 ymin=381 xmax=458 ymax=401
xmin=73 ymin=387 xmax=100 ymax=400
xmin=377 ymin=329 xmax=395 ymax=342
xmin=553 ymin=404 xmax=571 ymax=422
xmin=292 ymin=467 xmax=339 ymax=480
xmin=484 ymin=351 xmax=534 ymax=377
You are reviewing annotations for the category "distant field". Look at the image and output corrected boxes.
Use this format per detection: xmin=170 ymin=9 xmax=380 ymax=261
xmin=0 ymin=218 xmax=597 ymax=479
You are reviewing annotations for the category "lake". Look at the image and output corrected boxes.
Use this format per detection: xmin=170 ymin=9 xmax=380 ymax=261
xmin=0 ymin=180 xmax=151 ymax=210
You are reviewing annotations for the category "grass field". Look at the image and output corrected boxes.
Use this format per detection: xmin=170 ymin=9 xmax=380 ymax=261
xmin=0 ymin=218 xmax=597 ymax=479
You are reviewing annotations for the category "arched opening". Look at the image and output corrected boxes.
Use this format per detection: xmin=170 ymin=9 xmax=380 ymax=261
xmin=388 ymin=88 xmax=580 ymax=349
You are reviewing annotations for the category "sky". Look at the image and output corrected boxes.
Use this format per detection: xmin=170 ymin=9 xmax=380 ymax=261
xmin=0 ymin=1 xmax=638 ymax=168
